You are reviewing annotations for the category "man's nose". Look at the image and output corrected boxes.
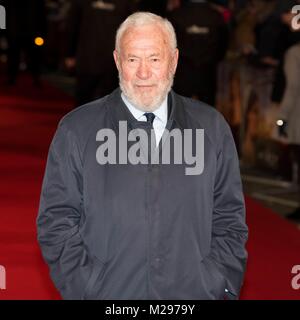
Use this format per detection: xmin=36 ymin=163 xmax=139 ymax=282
xmin=136 ymin=61 xmax=151 ymax=79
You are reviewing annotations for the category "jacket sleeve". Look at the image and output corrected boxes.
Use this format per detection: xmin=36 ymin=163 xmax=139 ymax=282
xmin=36 ymin=121 xmax=93 ymax=300
xmin=204 ymin=117 xmax=248 ymax=300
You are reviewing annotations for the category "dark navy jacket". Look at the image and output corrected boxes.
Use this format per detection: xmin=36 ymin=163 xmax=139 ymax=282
xmin=37 ymin=88 xmax=248 ymax=300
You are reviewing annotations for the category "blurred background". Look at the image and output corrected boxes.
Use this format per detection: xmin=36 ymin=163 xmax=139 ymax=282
xmin=0 ymin=0 xmax=299 ymax=299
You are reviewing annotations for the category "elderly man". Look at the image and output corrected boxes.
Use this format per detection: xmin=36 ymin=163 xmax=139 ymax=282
xmin=37 ymin=12 xmax=248 ymax=300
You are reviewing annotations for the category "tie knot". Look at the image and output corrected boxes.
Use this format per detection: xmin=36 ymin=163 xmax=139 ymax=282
xmin=144 ymin=112 xmax=155 ymax=125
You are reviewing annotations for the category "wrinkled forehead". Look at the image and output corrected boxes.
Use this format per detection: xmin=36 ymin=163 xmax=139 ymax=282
xmin=120 ymin=24 xmax=170 ymax=54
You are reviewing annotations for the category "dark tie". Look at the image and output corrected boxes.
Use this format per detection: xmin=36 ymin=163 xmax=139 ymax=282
xmin=144 ymin=112 xmax=156 ymax=151
xmin=144 ymin=112 xmax=155 ymax=127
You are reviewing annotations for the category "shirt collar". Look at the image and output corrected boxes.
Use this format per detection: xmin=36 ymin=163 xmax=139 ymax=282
xmin=106 ymin=88 xmax=187 ymax=134
xmin=121 ymin=92 xmax=168 ymax=124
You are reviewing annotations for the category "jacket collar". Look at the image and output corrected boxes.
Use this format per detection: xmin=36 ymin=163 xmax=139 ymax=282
xmin=106 ymin=87 xmax=187 ymax=132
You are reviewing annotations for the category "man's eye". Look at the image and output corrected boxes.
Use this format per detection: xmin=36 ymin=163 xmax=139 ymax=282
xmin=128 ymin=58 xmax=136 ymax=63
xmin=151 ymin=58 xmax=159 ymax=62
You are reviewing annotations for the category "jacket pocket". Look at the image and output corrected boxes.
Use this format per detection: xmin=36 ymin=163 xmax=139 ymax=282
xmin=82 ymin=257 xmax=107 ymax=300
xmin=201 ymin=257 xmax=227 ymax=299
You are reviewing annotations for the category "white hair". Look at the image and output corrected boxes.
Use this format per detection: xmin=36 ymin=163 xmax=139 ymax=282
xmin=115 ymin=11 xmax=177 ymax=53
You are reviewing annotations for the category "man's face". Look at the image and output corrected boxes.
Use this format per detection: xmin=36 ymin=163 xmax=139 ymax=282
xmin=114 ymin=24 xmax=178 ymax=111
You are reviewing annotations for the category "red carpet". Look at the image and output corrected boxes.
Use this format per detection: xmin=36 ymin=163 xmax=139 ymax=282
xmin=241 ymin=197 xmax=300 ymax=299
xmin=0 ymin=75 xmax=299 ymax=299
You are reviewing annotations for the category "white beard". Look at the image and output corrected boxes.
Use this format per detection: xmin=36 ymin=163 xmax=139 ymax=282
xmin=119 ymin=71 xmax=174 ymax=112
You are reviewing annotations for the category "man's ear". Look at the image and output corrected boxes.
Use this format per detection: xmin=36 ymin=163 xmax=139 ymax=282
xmin=113 ymin=50 xmax=120 ymax=71
xmin=173 ymin=48 xmax=179 ymax=74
